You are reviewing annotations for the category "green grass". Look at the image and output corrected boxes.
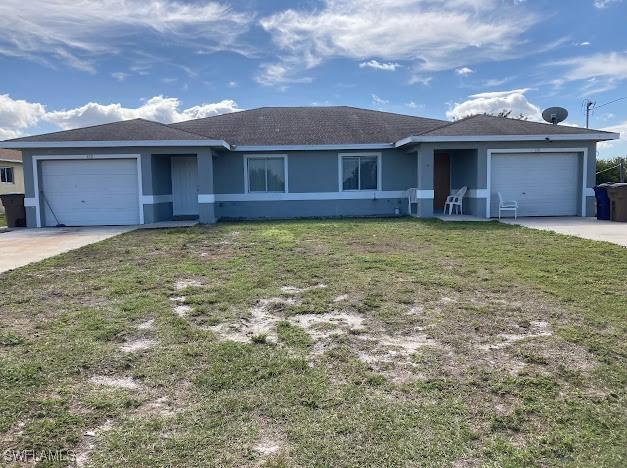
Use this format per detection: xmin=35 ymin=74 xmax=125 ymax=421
xmin=0 ymin=219 xmax=625 ymax=467
xmin=0 ymin=212 xmax=6 ymax=227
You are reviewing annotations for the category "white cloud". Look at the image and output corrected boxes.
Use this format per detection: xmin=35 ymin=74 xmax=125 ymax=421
xmin=227 ymin=81 xmax=238 ymax=88
xmin=359 ymin=60 xmax=401 ymax=71
xmin=44 ymin=96 xmax=243 ymax=129
xmin=0 ymin=94 xmax=46 ymax=139
xmin=255 ymin=62 xmax=313 ymax=87
xmin=578 ymin=41 xmax=591 ymax=46
xmin=593 ymin=0 xmax=621 ymax=8
xmin=0 ymin=0 xmax=252 ymax=71
xmin=455 ymin=67 xmax=474 ymax=76
xmin=602 ymin=120 xmax=626 ymax=140
xmin=0 ymin=94 xmax=242 ymax=137
xmin=259 ymin=0 xmax=538 ymax=84
xmin=446 ymin=88 xmax=542 ymax=121
xmin=111 ymin=72 xmax=128 ymax=82
xmin=371 ymin=94 xmax=389 ymax=106
xmin=408 ymin=75 xmax=433 ymax=86
xmin=552 ymin=52 xmax=627 ymax=81
xmin=549 ymin=52 xmax=627 ymax=93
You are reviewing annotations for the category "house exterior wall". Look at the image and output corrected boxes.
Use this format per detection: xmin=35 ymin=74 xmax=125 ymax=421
xmin=0 ymin=161 xmax=24 ymax=213
xmin=415 ymin=140 xmax=597 ymax=218
xmin=18 ymin=139 xmax=597 ymax=227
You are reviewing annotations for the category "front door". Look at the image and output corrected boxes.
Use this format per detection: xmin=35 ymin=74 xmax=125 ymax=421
xmin=171 ymin=157 xmax=199 ymax=216
xmin=434 ymin=153 xmax=451 ymax=212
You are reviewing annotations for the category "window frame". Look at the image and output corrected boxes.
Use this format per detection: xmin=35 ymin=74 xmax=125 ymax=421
xmin=338 ymin=153 xmax=382 ymax=192
xmin=243 ymin=154 xmax=288 ymax=193
xmin=0 ymin=167 xmax=15 ymax=184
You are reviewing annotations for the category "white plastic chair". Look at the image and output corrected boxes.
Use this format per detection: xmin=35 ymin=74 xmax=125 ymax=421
xmin=444 ymin=186 xmax=467 ymax=215
xmin=498 ymin=192 xmax=518 ymax=219
xmin=407 ymin=188 xmax=417 ymax=216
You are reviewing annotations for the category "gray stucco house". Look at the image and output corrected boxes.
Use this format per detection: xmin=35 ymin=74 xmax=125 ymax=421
xmin=0 ymin=106 xmax=619 ymax=227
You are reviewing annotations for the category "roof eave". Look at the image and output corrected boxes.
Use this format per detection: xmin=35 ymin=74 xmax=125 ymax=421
xmin=0 ymin=139 xmax=232 ymax=150
xmin=395 ymin=132 xmax=620 ymax=147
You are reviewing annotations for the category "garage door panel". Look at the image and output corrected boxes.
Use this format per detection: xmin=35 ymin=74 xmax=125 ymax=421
xmin=41 ymin=159 xmax=139 ymax=226
xmin=491 ymin=153 xmax=579 ymax=217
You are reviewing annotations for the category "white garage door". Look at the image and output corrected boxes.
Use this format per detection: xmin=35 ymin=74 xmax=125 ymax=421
xmin=491 ymin=152 xmax=579 ymax=217
xmin=41 ymin=159 xmax=140 ymax=226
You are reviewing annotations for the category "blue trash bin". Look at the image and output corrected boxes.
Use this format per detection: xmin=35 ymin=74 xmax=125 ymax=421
xmin=593 ymin=184 xmax=612 ymax=220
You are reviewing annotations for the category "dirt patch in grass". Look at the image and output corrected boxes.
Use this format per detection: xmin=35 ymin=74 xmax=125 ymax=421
xmin=120 ymin=339 xmax=157 ymax=353
xmin=1 ymin=219 xmax=624 ymax=466
xmin=90 ymin=376 xmax=140 ymax=390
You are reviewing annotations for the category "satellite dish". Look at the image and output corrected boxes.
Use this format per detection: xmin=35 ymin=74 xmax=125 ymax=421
xmin=542 ymin=107 xmax=568 ymax=125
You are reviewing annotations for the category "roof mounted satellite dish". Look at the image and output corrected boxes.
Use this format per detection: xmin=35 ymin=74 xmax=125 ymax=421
xmin=542 ymin=107 xmax=568 ymax=125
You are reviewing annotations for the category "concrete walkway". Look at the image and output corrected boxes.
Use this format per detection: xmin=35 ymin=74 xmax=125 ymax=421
xmin=501 ymin=217 xmax=627 ymax=247
xmin=0 ymin=226 xmax=136 ymax=273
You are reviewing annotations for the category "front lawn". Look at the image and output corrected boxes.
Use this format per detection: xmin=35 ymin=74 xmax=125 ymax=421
xmin=0 ymin=212 xmax=6 ymax=227
xmin=1 ymin=219 xmax=625 ymax=466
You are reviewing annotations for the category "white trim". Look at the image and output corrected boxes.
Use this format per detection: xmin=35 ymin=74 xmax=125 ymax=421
xmin=24 ymin=197 xmax=37 ymax=207
xmin=235 ymin=143 xmax=392 ymax=152
xmin=198 ymin=194 xmax=216 ymax=203
xmin=31 ymin=153 xmax=144 ymax=227
xmin=142 ymin=194 xmax=172 ymax=204
xmin=0 ymin=158 xmax=22 ymax=164
xmin=486 ymin=147 xmax=588 ymax=218
xmin=584 ymin=187 xmax=595 ymax=197
xmin=1 ymin=140 xmax=230 ymax=150
xmin=338 ymin=152 xmax=382 ymax=192
xmin=213 ymin=190 xmax=412 ymax=202
xmin=395 ymin=133 xmax=619 ymax=147
xmin=243 ymin=154 xmax=288 ymax=194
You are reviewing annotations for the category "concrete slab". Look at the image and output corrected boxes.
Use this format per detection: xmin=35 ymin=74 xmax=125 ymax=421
xmin=501 ymin=217 xmax=627 ymax=247
xmin=0 ymin=226 xmax=136 ymax=273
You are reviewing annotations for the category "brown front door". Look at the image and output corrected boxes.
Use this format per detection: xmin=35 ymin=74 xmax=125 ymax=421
xmin=434 ymin=153 xmax=450 ymax=212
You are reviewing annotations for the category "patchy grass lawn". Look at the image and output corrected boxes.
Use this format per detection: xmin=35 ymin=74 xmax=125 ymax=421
xmin=0 ymin=212 xmax=6 ymax=227
xmin=1 ymin=219 xmax=625 ymax=466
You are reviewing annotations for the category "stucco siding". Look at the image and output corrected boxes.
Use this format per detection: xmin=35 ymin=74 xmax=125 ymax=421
xmin=216 ymin=198 xmax=406 ymax=220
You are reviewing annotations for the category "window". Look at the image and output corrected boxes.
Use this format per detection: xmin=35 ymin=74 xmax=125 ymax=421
xmin=341 ymin=155 xmax=379 ymax=191
xmin=0 ymin=167 xmax=14 ymax=184
xmin=246 ymin=156 xmax=286 ymax=192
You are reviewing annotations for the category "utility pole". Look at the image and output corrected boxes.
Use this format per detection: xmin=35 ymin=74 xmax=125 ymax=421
xmin=584 ymin=99 xmax=595 ymax=128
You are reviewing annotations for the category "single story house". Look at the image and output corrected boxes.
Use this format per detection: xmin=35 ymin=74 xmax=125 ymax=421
xmin=0 ymin=106 xmax=619 ymax=227
xmin=0 ymin=149 xmax=24 ymax=214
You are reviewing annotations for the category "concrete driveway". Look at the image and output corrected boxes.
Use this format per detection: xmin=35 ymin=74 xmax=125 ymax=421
xmin=0 ymin=226 xmax=136 ymax=273
xmin=501 ymin=217 xmax=627 ymax=247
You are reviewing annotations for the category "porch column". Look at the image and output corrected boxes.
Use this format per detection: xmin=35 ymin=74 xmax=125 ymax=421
xmin=416 ymin=145 xmax=434 ymax=217
xmin=197 ymin=150 xmax=216 ymax=224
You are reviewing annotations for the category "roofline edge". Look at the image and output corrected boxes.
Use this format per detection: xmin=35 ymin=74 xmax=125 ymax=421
xmin=0 ymin=139 xmax=232 ymax=150
xmin=395 ymin=133 xmax=620 ymax=147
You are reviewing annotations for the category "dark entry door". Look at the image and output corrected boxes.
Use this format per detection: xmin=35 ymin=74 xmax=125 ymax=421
xmin=434 ymin=153 xmax=450 ymax=211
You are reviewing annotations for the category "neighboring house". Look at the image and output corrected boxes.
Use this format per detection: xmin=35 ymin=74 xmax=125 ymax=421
xmin=0 ymin=149 xmax=24 ymax=214
xmin=0 ymin=106 xmax=619 ymax=228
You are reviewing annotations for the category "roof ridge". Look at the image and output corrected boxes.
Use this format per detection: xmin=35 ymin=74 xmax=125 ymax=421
xmin=170 ymin=105 xmax=450 ymax=126
xmin=136 ymin=118 xmax=211 ymax=139
xmin=413 ymin=116 xmax=476 ymax=135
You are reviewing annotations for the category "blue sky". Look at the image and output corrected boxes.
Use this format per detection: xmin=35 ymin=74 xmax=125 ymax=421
xmin=0 ymin=0 xmax=625 ymax=158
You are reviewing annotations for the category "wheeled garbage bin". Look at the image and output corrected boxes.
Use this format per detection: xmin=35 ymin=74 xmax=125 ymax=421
xmin=607 ymin=183 xmax=627 ymax=222
xmin=593 ymin=184 xmax=612 ymax=220
xmin=0 ymin=193 xmax=26 ymax=227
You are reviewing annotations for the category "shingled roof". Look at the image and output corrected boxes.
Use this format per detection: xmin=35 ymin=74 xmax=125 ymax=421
xmin=420 ymin=114 xmax=609 ymax=137
xmin=2 ymin=106 xmax=617 ymax=147
xmin=170 ymin=106 xmax=449 ymax=145
xmin=7 ymin=118 xmax=209 ymax=142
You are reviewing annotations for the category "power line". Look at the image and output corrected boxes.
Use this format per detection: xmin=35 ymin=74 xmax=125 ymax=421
xmin=583 ymin=97 xmax=627 ymax=128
